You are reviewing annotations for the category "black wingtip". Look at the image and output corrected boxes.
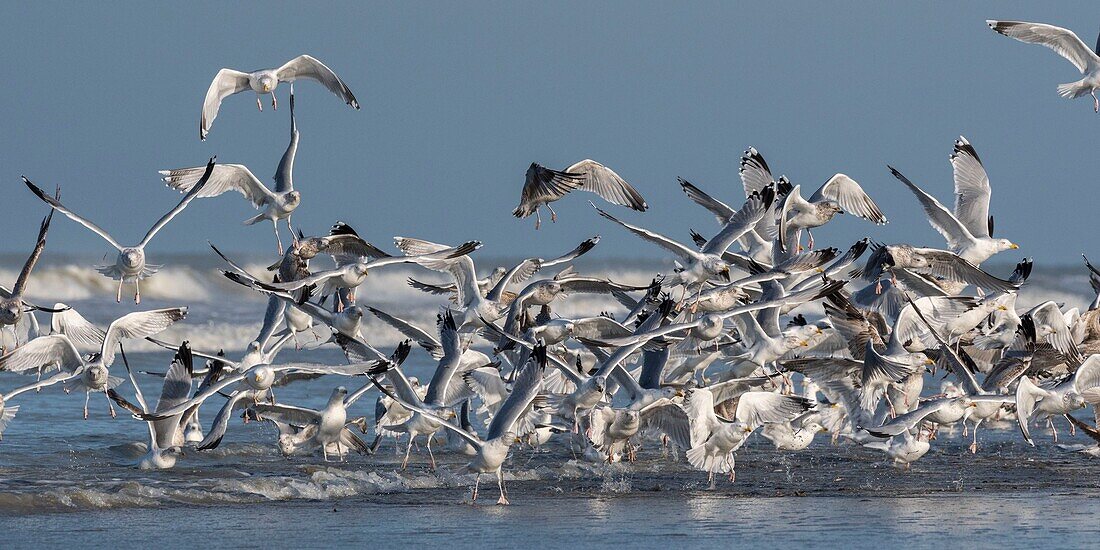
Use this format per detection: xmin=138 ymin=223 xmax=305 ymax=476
xmin=330 ymin=221 xmax=359 ymax=237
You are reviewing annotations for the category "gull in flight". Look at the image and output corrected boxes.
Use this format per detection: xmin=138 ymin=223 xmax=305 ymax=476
xmin=164 ymin=92 xmax=302 ymax=254
xmin=0 ymin=307 xmax=188 ymax=419
xmin=106 ymin=342 xmax=197 ymax=469
xmin=889 ymin=141 xmax=1018 ymax=267
xmin=251 ymin=385 xmax=375 ymax=462
xmin=987 ymin=20 xmax=1100 ymax=112
xmin=384 ymin=343 xmax=548 ymax=505
xmin=200 ymin=55 xmax=358 ymax=140
xmin=514 ymin=160 xmax=647 ymax=229
xmin=22 ymin=157 xmax=217 ymax=303
xmin=778 ymin=173 xmax=887 ymax=252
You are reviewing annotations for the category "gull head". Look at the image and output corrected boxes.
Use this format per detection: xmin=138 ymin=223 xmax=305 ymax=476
xmin=997 ymin=239 xmax=1019 ymax=251
xmin=285 ymin=191 xmax=302 ymax=207
xmin=1066 ymin=392 xmax=1087 ymax=411
xmin=0 ymin=301 xmax=20 ymax=325
xmin=121 ymin=248 xmax=143 ymax=269
xmin=258 ymin=75 xmax=276 ymax=93
xmin=246 ymin=366 xmax=275 ymax=390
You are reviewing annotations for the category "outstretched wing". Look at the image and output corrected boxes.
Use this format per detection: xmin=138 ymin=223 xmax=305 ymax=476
xmin=200 ymin=68 xmax=251 ymax=140
xmin=276 ymin=55 xmax=360 ymax=109
xmin=810 ymin=173 xmax=887 ymax=224
xmin=565 ymin=159 xmax=647 ymax=211
xmin=22 ymin=177 xmax=123 ymax=250
xmin=949 ymin=137 xmax=992 ymax=239
xmin=987 ymin=20 xmax=1100 ymax=73
xmin=101 ymin=308 xmax=188 ymax=367
xmin=141 ymin=158 xmax=217 ymax=247
xmin=159 ymin=164 xmax=274 ymax=208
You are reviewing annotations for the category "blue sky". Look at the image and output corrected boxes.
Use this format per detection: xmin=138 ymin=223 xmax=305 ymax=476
xmin=1 ymin=2 xmax=1096 ymax=266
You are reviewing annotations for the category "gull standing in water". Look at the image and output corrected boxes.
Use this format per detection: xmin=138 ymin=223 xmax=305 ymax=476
xmin=106 ymin=343 xmax=196 ymax=469
xmin=200 ymin=55 xmax=358 ymax=140
xmin=514 ymin=160 xmax=647 ymax=229
xmin=164 ymin=92 xmax=302 ymax=254
xmin=385 ymin=344 xmax=548 ymax=505
xmin=987 ymin=20 xmax=1100 ymax=112
xmin=22 ymin=158 xmax=217 ymax=303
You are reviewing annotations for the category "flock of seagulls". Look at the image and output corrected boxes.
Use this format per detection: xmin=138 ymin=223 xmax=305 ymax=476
xmin=1 ymin=19 xmax=1100 ymax=506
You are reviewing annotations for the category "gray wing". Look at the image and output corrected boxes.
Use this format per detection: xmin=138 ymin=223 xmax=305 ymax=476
xmin=640 ymin=401 xmax=693 ymax=450
xmin=101 ymin=308 xmax=188 ymax=368
xmin=739 ymin=147 xmax=776 ymax=196
xmin=487 ymin=345 xmax=545 ymax=440
xmin=864 ymin=399 xmax=951 ymax=437
xmin=200 ymin=68 xmax=250 ymax=140
xmin=274 ymin=91 xmax=298 ymax=193
xmin=678 ymin=177 xmax=737 ymax=224
xmin=593 ymin=205 xmax=697 ymax=262
xmin=702 ymin=188 xmax=772 ymax=255
xmin=0 ymin=334 xmax=84 ymax=373
xmin=22 ymin=177 xmax=123 ymax=250
xmin=565 ymin=159 xmax=647 ymax=211
xmin=159 ymin=164 xmax=274 ymax=207
xmin=987 ymin=20 xmax=1100 ymax=73
xmin=422 ymin=313 xmax=464 ymax=406
xmin=735 ymin=392 xmax=813 ymax=431
xmin=888 ymin=166 xmax=972 ymax=250
xmin=514 ymin=163 xmax=584 ymax=216
xmin=50 ymin=306 xmax=106 ymax=351
xmin=909 ymin=248 xmax=1019 ymax=292
xmin=141 ymin=157 xmax=217 ymax=247
xmin=12 ymin=212 xmax=52 ymax=297
xmin=949 ymin=137 xmax=991 ymax=239
xmin=366 ymin=306 xmax=442 ymax=357
xmin=810 ymin=173 xmax=887 ymax=224
xmin=252 ymin=403 xmax=322 ymax=426
xmin=276 ymin=55 xmax=359 ymax=109
xmin=538 ymin=235 xmax=600 ymax=268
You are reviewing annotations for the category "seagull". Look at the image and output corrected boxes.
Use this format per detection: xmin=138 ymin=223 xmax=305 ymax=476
xmin=1015 ymin=355 xmax=1100 ymax=445
xmin=251 ymin=386 xmax=374 ymax=461
xmin=200 ymin=55 xmax=358 ymax=140
xmin=592 ymin=189 xmax=773 ymax=297
xmin=164 ymin=93 xmax=301 ymax=254
xmin=889 ymin=153 xmax=1018 ymax=265
xmin=858 ymin=243 xmax=1019 ymax=294
xmin=514 ymin=160 xmax=647 ymax=229
xmin=106 ymin=342 xmax=196 ymax=469
xmin=239 ymin=240 xmax=481 ymax=301
xmin=987 ymin=20 xmax=1100 ymax=112
xmin=778 ymin=174 xmax=887 ymax=252
xmin=384 ymin=344 xmax=548 ymax=505
xmin=139 ymin=345 xmax=398 ymax=450
xmin=22 ymin=157 xmax=216 ymax=303
xmin=683 ymin=388 xmax=812 ymax=482
xmin=0 ymin=307 xmax=187 ymax=419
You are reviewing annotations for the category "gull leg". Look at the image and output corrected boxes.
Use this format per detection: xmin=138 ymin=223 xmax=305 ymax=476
xmin=273 ymin=220 xmax=283 ymax=255
xmin=84 ymin=392 xmax=90 ymax=420
xmin=1067 ymin=414 xmax=1076 ymax=437
xmin=496 ymin=470 xmax=509 ymax=505
xmin=272 ymin=92 xmax=278 ymax=111
xmin=106 ymin=390 xmax=116 ymax=418
xmin=116 ymin=279 xmax=124 ymax=303
xmin=323 ymin=444 xmax=329 ymax=462
xmin=534 ymin=208 xmax=542 ymax=231
xmin=401 ymin=436 xmax=413 ymax=470
xmin=969 ymin=419 xmax=981 ymax=454
xmin=134 ymin=278 xmax=140 ymax=305
xmin=1048 ymin=418 xmax=1058 ymax=442
xmin=427 ymin=436 xmax=437 ymax=471
xmin=1092 ymin=90 xmax=1098 ymax=113
xmin=806 ymin=230 xmax=815 ymax=250
xmin=547 ymin=204 xmax=558 ymax=223
xmin=884 ymin=392 xmax=897 ymax=419
xmin=256 ymin=95 xmax=263 ymax=112
xmin=285 ymin=217 xmax=295 ymax=242
xmin=471 ymin=473 xmax=480 ymax=503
